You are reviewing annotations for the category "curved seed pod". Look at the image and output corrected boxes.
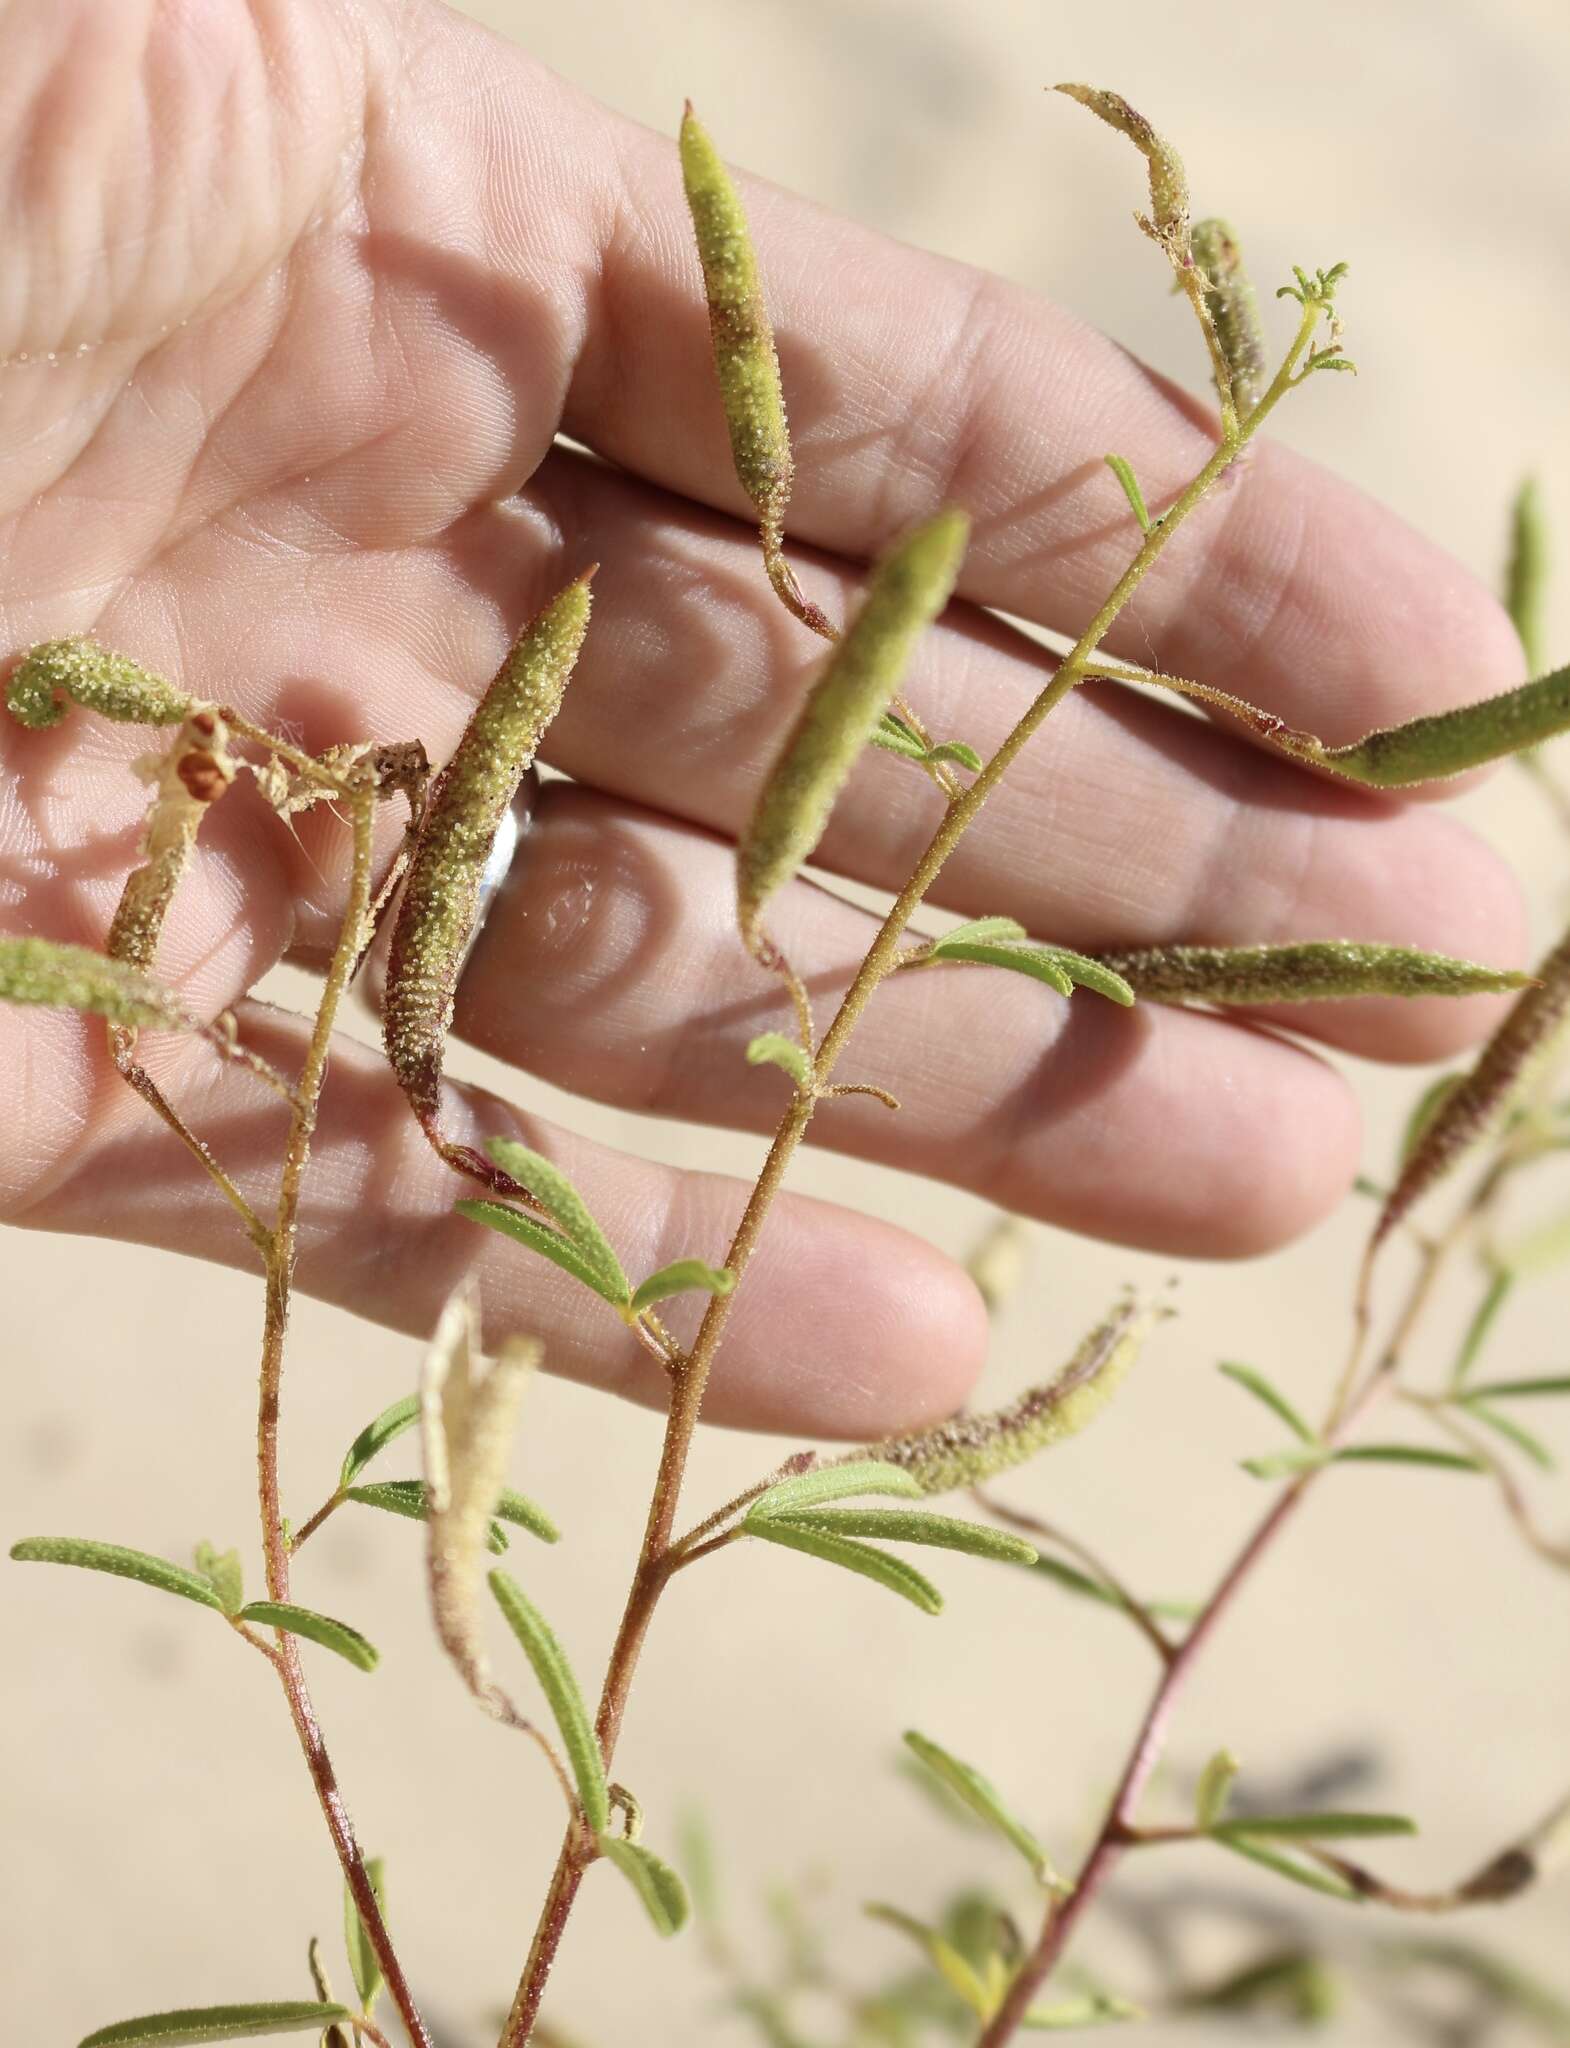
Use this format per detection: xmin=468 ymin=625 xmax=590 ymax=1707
xmin=1192 ymin=218 xmax=1267 ymax=418
xmin=1093 ymin=941 xmax=1533 ymax=1007
xmin=1311 ymin=661 xmax=1570 ymax=786
xmin=1054 ymin=84 xmax=1190 ymax=262
xmin=1379 ymin=924 xmax=1570 ymax=1240
xmin=6 ymin=637 xmax=193 ymax=729
xmin=737 ymin=509 xmax=968 ymax=953
xmin=867 ymin=1295 xmax=1161 ymax=1495
xmin=384 ymin=571 xmax=592 ymax=1172
xmin=679 ymin=107 xmax=828 ymax=633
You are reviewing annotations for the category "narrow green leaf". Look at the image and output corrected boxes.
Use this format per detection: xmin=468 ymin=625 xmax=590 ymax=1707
xmin=745 ymin=1032 xmax=811 ymax=1087
xmin=865 ymin=1904 xmax=992 ymax=2016
xmin=925 ymin=938 xmax=1074 ymax=996
xmin=1452 ymin=1268 xmax=1514 ymax=1386
xmin=192 ymin=1542 xmax=244 ymax=1617
xmin=1218 ymin=1362 xmax=1318 ymax=1444
xmin=488 ymin=1570 xmax=609 ymax=1831
xmin=10 ymin=1537 xmax=223 ymax=1611
xmin=1195 ymin=1749 xmax=1241 ymax=1829
xmin=455 ymin=1199 xmax=630 ymax=1309
xmin=1501 ymin=1200 xmax=1570 ymax=1279
xmin=78 ymin=2006 xmax=352 ymax=2047
xmin=1212 ymin=1834 xmax=1364 ymax=1902
xmin=481 ymin=1138 xmax=630 ymax=1304
xmin=1027 ymin=1551 xmax=1198 ymax=1624
xmin=747 ymin=1518 xmax=943 ymax=1613
xmin=870 ymin=712 xmax=930 ymax=762
xmin=750 ymin=1458 xmax=924 ymax=1518
xmin=902 ymin=1730 xmax=1056 ymax=1884
xmin=238 ymin=1601 xmax=379 ymax=1672
xmin=1505 ymin=476 xmax=1549 ymax=677
xmin=1034 ymin=946 xmax=1136 ymax=1006
xmin=1459 ymin=1401 xmax=1556 ymax=1471
xmin=930 ymin=916 xmax=1028 ymax=951
xmin=492 ymin=1488 xmax=560 ymax=1543
xmin=1022 ymin=1994 xmax=1141 ymax=2029
xmin=1240 ymin=1446 xmax=1332 ymax=1480
xmin=677 ymin=1807 xmax=720 ymax=1926
xmin=926 ymin=739 xmax=984 ymax=773
xmin=1459 ymin=1375 xmax=1570 ymax=1401
xmin=773 ymin=1507 xmax=1036 ymax=1566
xmin=631 ymin=1259 xmax=736 ymax=1315
xmin=1212 ymin=1812 xmax=1416 ymax=1843
xmin=597 ymin=1835 xmax=690 ymax=1937
xmin=338 ymin=1394 xmax=420 ymax=1488
xmin=1331 ymin=1444 xmax=1485 ymax=1472
xmin=1105 ymin=453 xmax=1152 ymax=532
xmin=343 ymin=1856 xmax=387 ymax=2012
xmin=343 ymin=1480 xmax=510 ymax=1553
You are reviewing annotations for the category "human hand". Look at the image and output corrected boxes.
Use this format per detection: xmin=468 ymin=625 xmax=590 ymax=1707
xmin=0 ymin=0 xmax=1528 ymax=1436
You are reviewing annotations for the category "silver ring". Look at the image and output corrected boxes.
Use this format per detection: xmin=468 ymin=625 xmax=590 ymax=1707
xmin=456 ymin=764 xmax=540 ymax=981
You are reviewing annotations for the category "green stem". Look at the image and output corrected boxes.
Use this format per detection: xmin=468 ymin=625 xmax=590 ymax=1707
xmin=252 ymin=777 xmax=434 ymax=2048
xmin=497 ymin=302 xmax=1324 ymax=2048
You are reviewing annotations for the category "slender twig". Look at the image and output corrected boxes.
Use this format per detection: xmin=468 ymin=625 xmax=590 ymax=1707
xmin=497 ymin=300 xmax=1326 ymax=2048
xmin=972 ymin=1489 xmax=1177 ymax=1665
xmin=250 ymin=772 xmax=435 ymax=2048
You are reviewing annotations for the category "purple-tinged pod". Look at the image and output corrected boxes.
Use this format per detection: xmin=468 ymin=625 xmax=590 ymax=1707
xmin=384 ymin=571 xmax=593 ymax=1180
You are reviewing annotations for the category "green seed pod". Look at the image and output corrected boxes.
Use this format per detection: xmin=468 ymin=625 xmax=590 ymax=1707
xmin=1192 ymin=218 xmax=1267 ymax=419
xmin=1055 ymin=84 xmax=1190 ymax=261
xmin=737 ymin=509 xmax=968 ymax=953
xmin=679 ymin=108 xmax=794 ymax=558
xmin=1093 ymin=941 xmax=1533 ymax=1007
xmin=1380 ymin=924 xmax=1570 ymax=1240
xmin=6 ymin=637 xmax=193 ymax=729
xmin=1312 ymin=660 xmax=1570 ymax=786
xmin=0 ymin=934 xmax=190 ymax=1032
xmin=867 ymin=1296 xmax=1159 ymax=1496
xmin=384 ymin=571 xmax=593 ymax=1166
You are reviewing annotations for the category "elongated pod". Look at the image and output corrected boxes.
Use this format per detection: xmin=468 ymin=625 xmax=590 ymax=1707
xmin=868 ymin=1296 xmax=1160 ymax=1495
xmin=1054 ymin=84 xmax=1190 ymax=261
xmin=1192 ymin=219 xmax=1267 ymax=419
xmin=737 ymin=509 xmax=968 ymax=954
xmin=384 ymin=572 xmax=593 ymax=1169
xmin=1379 ymin=923 xmax=1570 ymax=1239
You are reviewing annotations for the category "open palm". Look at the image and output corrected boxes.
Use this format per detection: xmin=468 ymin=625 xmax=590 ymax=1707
xmin=0 ymin=0 xmax=1529 ymax=1434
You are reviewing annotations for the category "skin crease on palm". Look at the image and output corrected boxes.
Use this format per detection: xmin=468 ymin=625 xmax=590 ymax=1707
xmin=0 ymin=0 xmax=1535 ymax=1438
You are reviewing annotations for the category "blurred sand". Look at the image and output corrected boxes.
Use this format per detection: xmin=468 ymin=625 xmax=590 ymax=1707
xmin=5 ymin=2 xmax=1569 ymax=2043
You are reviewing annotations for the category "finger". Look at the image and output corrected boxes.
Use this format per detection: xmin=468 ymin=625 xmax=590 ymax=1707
xmin=507 ymin=453 xmax=1527 ymax=1062
xmin=460 ymin=58 xmax=1527 ymax=743
xmin=449 ymin=782 xmax=1364 ymax=1257
xmin=5 ymin=1000 xmax=986 ymax=1439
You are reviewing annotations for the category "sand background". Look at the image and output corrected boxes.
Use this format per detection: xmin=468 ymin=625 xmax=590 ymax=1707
xmin=4 ymin=2 xmax=1569 ymax=2042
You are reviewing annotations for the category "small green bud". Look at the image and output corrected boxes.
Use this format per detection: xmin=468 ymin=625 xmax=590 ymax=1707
xmin=384 ymin=571 xmax=592 ymax=1162
xmin=1055 ymin=84 xmax=1190 ymax=261
xmin=868 ymin=1296 xmax=1158 ymax=1494
xmin=737 ymin=509 xmax=968 ymax=953
xmin=6 ymin=637 xmax=193 ymax=729
xmin=1192 ymin=218 xmax=1267 ymax=418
